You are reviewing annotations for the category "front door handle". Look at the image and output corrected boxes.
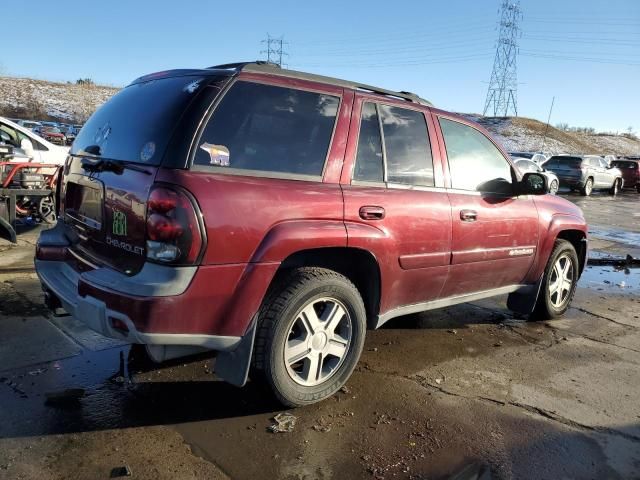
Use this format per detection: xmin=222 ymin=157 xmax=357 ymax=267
xmin=359 ymin=206 xmax=385 ymax=220
xmin=460 ymin=209 xmax=477 ymax=222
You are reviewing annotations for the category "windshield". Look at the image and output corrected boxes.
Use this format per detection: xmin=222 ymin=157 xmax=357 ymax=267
xmin=72 ymin=75 xmax=216 ymax=165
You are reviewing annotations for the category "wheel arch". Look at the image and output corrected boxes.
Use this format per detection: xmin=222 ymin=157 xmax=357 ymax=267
xmin=556 ymin=229 xmax=587 ymax=276
xmin=276 ymin=247 xmax=381 ymax=328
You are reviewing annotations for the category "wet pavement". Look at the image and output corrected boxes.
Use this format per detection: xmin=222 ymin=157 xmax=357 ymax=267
xmin=0 ymin=191 xmax=639 ymax=480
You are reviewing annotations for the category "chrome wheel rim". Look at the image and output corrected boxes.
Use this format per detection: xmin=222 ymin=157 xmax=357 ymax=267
xmin=550 ymin=180 xmax=558 ymax=194
xmin=548 ymin=254 xmax=574 ymax=308
xmin=284 ymin=297 xmax=352 ymax=387
xmin=585 ymin=180 xmax=593 ymax=195
xmin=39 ymin=195 xmax=56 ymax=223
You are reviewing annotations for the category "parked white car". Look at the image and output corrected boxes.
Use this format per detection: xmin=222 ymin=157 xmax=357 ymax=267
xmin=0 ymin=116 xmax=68 ymax=165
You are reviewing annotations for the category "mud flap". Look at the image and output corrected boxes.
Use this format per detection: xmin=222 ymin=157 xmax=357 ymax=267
xmin=0 ymin=216 xmax=16 ymax=243
xmin=507 ymin=278 xmax=543 ymax=315
xmin=214 ymin=319 xmax=257 ymax=387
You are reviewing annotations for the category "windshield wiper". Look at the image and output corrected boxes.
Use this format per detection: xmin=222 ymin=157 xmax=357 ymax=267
xmin=80 ymin=155 xmax=151 ymax=175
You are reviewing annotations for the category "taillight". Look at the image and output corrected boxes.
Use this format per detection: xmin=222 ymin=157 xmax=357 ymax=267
xmin=145 ymin=185 xmax=205 ymax=265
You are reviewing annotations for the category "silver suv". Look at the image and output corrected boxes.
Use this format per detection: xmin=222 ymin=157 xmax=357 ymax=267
xmin=544 ymin=155 xmax=623 ymax=196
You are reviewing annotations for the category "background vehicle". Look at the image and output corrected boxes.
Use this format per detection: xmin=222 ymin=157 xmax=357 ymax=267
xmin=611 ymin=158 xmax=640 ymax=192
xmin=35 ymin=62 xmax=587 ymax=407
xmin=40 ymin=126 xmax=67 ymax=145
xmin=509 ymin=151 xmax=549 ymax=164
xmin=17 ymin=120 xmax=42 ymax=131
xmin=544 ymin=154 xmax=623 ymax=196
xmin=0 ymin=117 xmax=68 ymax=164
xmin=512 ymin=157 xmax=560 ymax=194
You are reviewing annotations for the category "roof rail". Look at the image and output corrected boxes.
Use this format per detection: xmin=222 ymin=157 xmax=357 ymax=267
xmin=205 ymin=61 xmax=432 ymax=106
xmin=207 ymin=61 xmax=280 ymax=70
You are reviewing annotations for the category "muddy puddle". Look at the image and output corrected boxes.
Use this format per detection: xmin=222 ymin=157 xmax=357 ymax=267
xmin=588 ymin=226 xmax=640 ymax=247
xmin=579 ymin=264 xmax=640 ymax=292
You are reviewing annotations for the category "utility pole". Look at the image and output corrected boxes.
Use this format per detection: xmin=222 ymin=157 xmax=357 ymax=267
xmin=541 ymin=96 xmax=555 ymax=152
xmin=261 ymin=34 xmax=288 ymax=67
xmin=483 ymin=0 xmax=522 ymax=117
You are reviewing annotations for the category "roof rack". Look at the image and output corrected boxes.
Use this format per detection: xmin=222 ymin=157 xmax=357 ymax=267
xmin=206 ymin=61 xmax=432 ymax=106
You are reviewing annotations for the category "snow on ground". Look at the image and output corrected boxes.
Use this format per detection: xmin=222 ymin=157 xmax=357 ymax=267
xmin=0 ymin=76 xmax=117 ymax=122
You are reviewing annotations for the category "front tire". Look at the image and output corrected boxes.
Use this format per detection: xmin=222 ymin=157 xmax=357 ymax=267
xmin=580 ymin=178 xmax=593 ymax=196
xmin=549 ymin=180 xmax=559 ymax=195
xmin=252 ymin=267 xmax=366 ymax=407
xmin=531 ymin=239 xmax=579 ymax=321
xmin=609 ymin=178 xmax=620 ymax=195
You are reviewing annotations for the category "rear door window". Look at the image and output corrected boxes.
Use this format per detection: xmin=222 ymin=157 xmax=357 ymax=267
xmin=379 ymin=105 xmax=434 ymax=187
xmin=193 ymin=81 xmax=340 ymax=177
xmin=439 ymin=118 xmax=513 ymax=194
xmin=353 ymin=103 xmax=384 ymax=182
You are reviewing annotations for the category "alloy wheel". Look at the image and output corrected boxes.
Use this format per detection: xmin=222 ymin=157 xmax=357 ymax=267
xmin=548 ymin=254 xmax=574 ymax=308
xmin=284 ymin=297 xmax=352 ymax=387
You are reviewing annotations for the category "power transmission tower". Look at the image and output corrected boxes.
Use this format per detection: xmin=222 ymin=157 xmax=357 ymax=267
xmin=261 ymin=34 xmax=288 ymax=67
xmin=483 ymin=0 xmax=522 ymax=117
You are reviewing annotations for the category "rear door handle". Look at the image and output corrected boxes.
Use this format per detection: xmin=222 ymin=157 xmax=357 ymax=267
xmin=359 ymin=206 xmax=385 ymax=220
xmin=460 ymin=209 xmax=477 ymax=222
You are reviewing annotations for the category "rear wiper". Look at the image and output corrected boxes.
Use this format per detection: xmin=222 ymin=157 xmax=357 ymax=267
xmin=80 ymin=156 xmax=151 ymax=175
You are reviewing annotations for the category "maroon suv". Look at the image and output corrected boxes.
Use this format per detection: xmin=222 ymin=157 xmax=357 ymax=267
xmin=35 ymin=62 xmax=587 ymax=406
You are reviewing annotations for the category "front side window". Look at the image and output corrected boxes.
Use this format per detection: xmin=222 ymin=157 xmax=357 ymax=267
xmin=194 ymin=81 xmax=340 ymax=177
xmin=439 ymin=118 xmax=513 ymax=194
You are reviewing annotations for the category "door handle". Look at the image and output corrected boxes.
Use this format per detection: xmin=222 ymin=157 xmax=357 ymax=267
xmin=460 ymin=209 xmax=477 ymax=222
xmin=359 ymin=206 xmax=385 ymax=220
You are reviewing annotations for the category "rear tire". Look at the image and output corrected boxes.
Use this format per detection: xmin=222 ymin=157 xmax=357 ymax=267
xmin=549 ymin=180 xmax=559 ymax=195
xmin=580 ymin=178 xmax=593 ymax=196
xmin=531 ymin=239 xmax=579 ymax=321
xmin=252 ymin=267 xmax=366 ymax=407
xmin=609 ymin=178 xmax=620 ymax=195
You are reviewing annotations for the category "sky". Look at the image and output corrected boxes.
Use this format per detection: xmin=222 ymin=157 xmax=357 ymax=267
xmin=3 ymin=0 xmax=639 ymax=132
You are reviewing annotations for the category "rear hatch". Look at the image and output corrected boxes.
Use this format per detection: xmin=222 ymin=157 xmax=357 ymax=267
xmin=612 ymin=161 xmax=639 ymax=186
xmin=63 ymin=72 xmax=226 ymax=275
xmin=546 ymin=156 xmax=583 ymax=179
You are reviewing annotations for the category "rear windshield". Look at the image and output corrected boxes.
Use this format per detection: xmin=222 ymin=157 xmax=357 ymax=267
xmin=547 ymin=156 xmax=582 ymax=167
xmin=612 ymin=161 xmax=638 ymax=169
xmin=72 ymin=75 xmax=218 ymax=165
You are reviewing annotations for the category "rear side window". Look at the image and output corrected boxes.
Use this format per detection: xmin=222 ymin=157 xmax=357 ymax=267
xmin=549 ymin=156 xmax=582 ymax=167
xmin=73 ymin=76 xmax=214 ymax=165
xmin=194 ymin=81 xmax=340 ymax=177
xmin=439 ymin=118 xmax=512 ymax=193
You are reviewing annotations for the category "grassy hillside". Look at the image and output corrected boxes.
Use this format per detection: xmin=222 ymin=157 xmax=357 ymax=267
xmin=0 ymin=76 xmax=117 ymax=123
xmin=471 ymin=115 xmax=640 ymax=156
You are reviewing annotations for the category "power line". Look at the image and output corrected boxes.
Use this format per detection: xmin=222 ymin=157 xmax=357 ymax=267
xmin=483 ymin=0 xmax=522 ymax=117
xmin=261 ymin=34 xmax=289 ymax=67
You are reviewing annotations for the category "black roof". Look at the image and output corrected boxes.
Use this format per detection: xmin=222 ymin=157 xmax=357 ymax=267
xmin=207 ymin=61 xmax=433 ymax=106
xmin=130 ymin=61 xmax=432 ymax=107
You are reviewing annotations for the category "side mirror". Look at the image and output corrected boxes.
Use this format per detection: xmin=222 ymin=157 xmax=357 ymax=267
xmin=20 ymin=138 xmax=35 ymax=159
xmin=519 ymin=172 xmax=548 ymax=195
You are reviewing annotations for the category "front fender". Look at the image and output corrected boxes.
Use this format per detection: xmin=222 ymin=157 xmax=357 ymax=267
xmin=527 ymin=213 xmax=587 ymax=283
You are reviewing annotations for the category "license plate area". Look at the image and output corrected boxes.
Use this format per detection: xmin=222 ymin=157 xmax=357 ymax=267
xmin=65 ymin=179 xmax=104 ymax=231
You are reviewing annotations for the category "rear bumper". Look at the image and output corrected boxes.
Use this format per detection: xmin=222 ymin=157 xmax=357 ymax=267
xmin=36 ymin=258 xmax=241 ymax=351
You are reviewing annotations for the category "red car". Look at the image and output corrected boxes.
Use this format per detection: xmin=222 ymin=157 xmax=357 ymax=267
xmin=40 ymin=127 xmax=66 ymax=146
xmin=611 ymin=158 xmax=640 ymax=193
xmin=35 ymin=62 xmax=587 ymax=406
